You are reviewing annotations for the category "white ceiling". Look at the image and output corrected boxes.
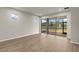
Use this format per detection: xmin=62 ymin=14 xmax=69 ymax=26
xmin=13 ymin=7 xmax=69 ymax=16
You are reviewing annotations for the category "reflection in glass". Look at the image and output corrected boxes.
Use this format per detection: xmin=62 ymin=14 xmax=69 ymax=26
xmin=41 ymin=19 xmax=47 ymax=33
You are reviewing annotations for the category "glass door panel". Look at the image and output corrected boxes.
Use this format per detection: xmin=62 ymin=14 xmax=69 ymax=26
xmin=63 ymin=18 xmax=67 ymax=34
xmin=56 ymin=18 xmax=63 ymax=34
xmin=48 ymin=18 xmax=57 ymax=35
xmin=41 ymin=19 xmax=47 ymax=33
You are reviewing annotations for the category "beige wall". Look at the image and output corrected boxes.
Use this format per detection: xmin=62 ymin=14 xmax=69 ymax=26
xmin=71 ymin=7 xmax=79 ymax=43
xmin=0 ymin=7 xmax=40 ymax=41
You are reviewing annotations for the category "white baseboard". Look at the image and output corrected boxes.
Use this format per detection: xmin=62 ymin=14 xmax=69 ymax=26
xmin=67 ymin=37 xmax=79 ymax=45
xmin=70 ymin=41 xmax=79 ymax=45
xmin=0 ymin=33 xmax=40 ymax=42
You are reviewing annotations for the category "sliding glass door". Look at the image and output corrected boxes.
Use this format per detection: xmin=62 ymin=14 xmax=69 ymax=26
xmin=41 ymin=17 xmax=67 ymax=36
xmin=48 ymin=18 xmax=67 ymax=36
xmin=48 ymin=18 xmax=57 ymax=35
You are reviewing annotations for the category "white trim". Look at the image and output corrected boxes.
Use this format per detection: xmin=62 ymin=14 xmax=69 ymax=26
xmin=67 ymin=37 xmax=79 ymax=45
xmin=0 ymin=33 xmax=40 ymax=42
xmin=70 ymin=40 xmax=79 ymax=45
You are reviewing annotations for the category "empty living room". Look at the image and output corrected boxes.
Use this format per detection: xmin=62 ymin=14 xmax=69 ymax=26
xmin=1 ymin=0 xmax=79 ymax=59
xmin=0 ymin=7 xmax=79 ymax=52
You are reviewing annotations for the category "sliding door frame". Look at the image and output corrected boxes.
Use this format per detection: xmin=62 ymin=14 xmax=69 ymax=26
xmin=41 ymin=17 xmax=67 ymax=36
